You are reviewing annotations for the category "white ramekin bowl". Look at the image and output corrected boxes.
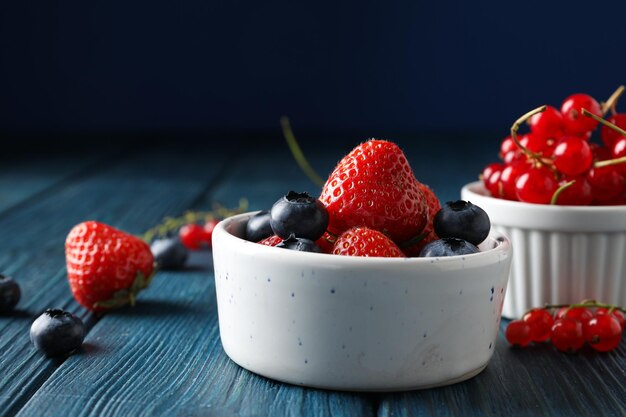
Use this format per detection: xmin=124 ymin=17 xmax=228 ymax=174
xmin=212 ymin=212 xmax=512 ymax=392
xmin=462 ymin=181 xmax=626 ymax=319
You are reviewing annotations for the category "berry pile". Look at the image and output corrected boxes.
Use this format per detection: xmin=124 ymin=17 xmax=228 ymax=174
xmin=482 ymin=86 xmax=626 ymax=205
xmin=246 ymin=140 xmax=491 ymax=258
xmin=506 ymin=300 xmax=625 ymax=353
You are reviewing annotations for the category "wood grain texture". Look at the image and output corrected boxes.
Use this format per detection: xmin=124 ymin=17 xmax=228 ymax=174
xmin=378 ymin=320 xmax=626 ymax=417
xmin=11 ymin=148 xmax=375 ymax=417
xmin=0 ymin=147 xmax=231 ymax=417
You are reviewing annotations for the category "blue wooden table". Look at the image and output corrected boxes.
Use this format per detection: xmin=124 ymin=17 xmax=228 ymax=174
xmin=1 ymin=138 xmax=624 ymax=417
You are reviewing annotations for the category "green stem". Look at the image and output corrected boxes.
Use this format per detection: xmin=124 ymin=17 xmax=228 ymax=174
xmin=550 ymin=180 xmax=576 ymax=205
xmin=280 ymin=116 xmax=325 ymax=188
xmin=601 ymin=85 xmax=625 ymax=115
xmin=582 ymin=108 xmax=626 ymax=137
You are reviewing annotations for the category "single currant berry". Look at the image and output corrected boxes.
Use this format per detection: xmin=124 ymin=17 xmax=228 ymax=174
xmin=529 ymin=105 xmax=564 ymax=140
xmin=550 ymin=318 xmax=585 ymax=353
xmin=270 ymin=191 xmax=329 ymax=240
xmin=486 ymin=169 xmax=503 ymax=198
xmin=595 ymin=307 xmax=625 ymax=330
xmin=523 ymin=308 xmax=554 ymax=342
xmin=555 ymin=306 xmax=593 ymax=322
xmin=30 ymin=309 xmax=85 ymax=357
xmin=583 ymin=315 xmax=623 ymax=352
xmin=203 ymin=219 xmax=220 ymax=248
xmin=499 ymin=161 xmax=528 ymax=201
xmin=499 ymin=136 xmax=518 ymax=159
xmin=515 ymin=166 xmax=558 ymax=204
xmin=419 ymin=238 xmax=479 ymax=257
xmin=0 ymin=274 xmax=21 ymax=312
xmin=519 ymin=133 xmax=549 ymax=154
xmin=245 ymin=210 xmax=273 ymax=242
xmin=433 ymin=200 xmax=490 ymax=245
xmin=612 ymin=137 xmax=626 ymax=175
xmin=482 ymin=163 xmax=503 ymax=185
xmin=552 ymin=177 xmax=593 ymax=205
xmin=150 ymin=237 xmax=188 ymax=270
xmin=552 ymin=136 xmax=593 ymax=176
xmin=179 ymin=223 xmax=210 ymax=250
xmin=586 ymin=165 xmax=626 ymax=203
xmin=560 ymin=93 xmax=602 ymax=135
xmin=505 ymin=320 xmax=532 ymax=347
xmin=276 ymin=235 xmax=322 ymax=253
xmin=601 ymin=113 xmax=626 ymax=148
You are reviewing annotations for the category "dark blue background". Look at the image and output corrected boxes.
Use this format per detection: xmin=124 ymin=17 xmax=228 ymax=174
xmin=1 ymin=1 xmax=625 ymax=137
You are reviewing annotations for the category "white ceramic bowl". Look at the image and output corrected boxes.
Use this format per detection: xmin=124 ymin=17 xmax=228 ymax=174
xmin=212 ymin=212 xmax=512 ymax=392
xmin=462 ymin=181 xmax=626 ymax=319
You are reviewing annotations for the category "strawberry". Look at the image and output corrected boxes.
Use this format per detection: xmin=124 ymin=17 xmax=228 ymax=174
xmin=332 ymin=227 xmax=404 ymax=257
xmin=320 ymin=139 xmax=428 ymax=244
xmin=65 ymin=221 xmax=155 ymax=312
xmin=258 ymin=235 xmax=283 ymax=246
xmin=402 ymin=183 xmax=441 ymax=257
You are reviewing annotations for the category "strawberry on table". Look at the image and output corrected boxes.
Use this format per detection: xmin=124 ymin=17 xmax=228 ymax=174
xmin=332 ymin=227 xmax=404 ymax=257
xmin=65 ymin=221 xmax=155 ymax=312
xmin=320 ymin=139 xmax=428 ymax=244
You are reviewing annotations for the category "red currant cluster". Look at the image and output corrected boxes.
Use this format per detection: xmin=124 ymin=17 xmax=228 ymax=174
xmin=482 ymin=86 xmax=626 ymax=205
xmin=506 ymin=301 xmax=625 ymax=353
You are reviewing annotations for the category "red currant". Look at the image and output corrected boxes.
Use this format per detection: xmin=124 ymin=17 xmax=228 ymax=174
xmin=586 ymin=165 xmax=626 ymax=203
xmin=552 ymin=177 xmax=593 ymax=205
xmin=560 ymin=93 xmax=602 ymax=135
xmin=505 ymin=320 xmax=532 ymax=347
xmin=529 ymin=105 xmax=564 ymax=140
xmin=500 ymin=161 xmax=528 ymax=200
xmin=595 ymin=308 xmax=626 ymax=329
xmin=522 ymin=308 xmax=554 ymax=342
xmin=486 ymin=169 xmax=503 ymax=197
xmin=552 ymin=137 xmax=593 ymax=176
xmin=583 ymin=315 xmax=623 ymax=352
xmin=499 ymin=136 xmax=517 ymax=158
xmin=519 ymin=133 xmax=548 ymax=154
xmin=515 ymin=166 xmax=557 ymax=204
xmin=482 ymin=163 xmax=503 ymax=185
xmin=612 ymin=137 xmax=626 ymax=175
xmin=555 ymin=306 xmax=593 ymax=322
xmin=203 ymin=219 xmax=220 ymax=248
xmin=550 ymin=318 xmax=585 ymax=352
xmin=179 ymin=223 xmax=210 ymax=250
xmin=601 ymin=113 xmax=626 ymax=147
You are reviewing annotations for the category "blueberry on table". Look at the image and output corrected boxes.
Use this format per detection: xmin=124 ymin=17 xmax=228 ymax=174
xmin=30 ymin=309 xmax=85 ymax=357
xmin=151 ymin=237 xmax=189 ymax=270
xmin=434 ymin=200 xmax=491 ymax=245
xmin=270 ymin=191 xmax=329 ymax=240
xmin=276 ymin=235 xmax=322 ymax=253
xmin=0 ymin=275 xmax=20 ymax=312
xmin=419 ymin=238 xmax=479 ymax=257
xmin=245 ymin=210 xmax=273 ymax=242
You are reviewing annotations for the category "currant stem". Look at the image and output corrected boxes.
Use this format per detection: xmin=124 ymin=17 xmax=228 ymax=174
xmin=594 ymin=156 xmax=626 ymax=168
xmin=511 ymin=105 xmax=552 ymax=165
xmin=601 ymin=85 xmax=625 ymax=115
xmin=582 ymin=108 xmax=626 ymax=137
xmin=535 ymin=300 xmax=626 ymax=315
xmin=550 ymin=180 xmax=576 ymax=205
xmin=280 ymin=116 xmax=325 ymax=188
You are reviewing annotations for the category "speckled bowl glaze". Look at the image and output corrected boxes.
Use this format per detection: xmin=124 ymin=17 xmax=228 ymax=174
xmin=212 ymin=212 xmax=512 ymax=392
xmin=462 ymin=181 xmax=626 ymax=319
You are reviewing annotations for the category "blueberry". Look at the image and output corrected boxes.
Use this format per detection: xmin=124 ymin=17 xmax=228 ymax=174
xmin=30 ymin=309 xmax=85 ymax=357
xmin=245 ymin=210 xmax=273 ymax=242
xmin=0 ymin=275 xmax=20 ymax=312
xmin=419 ymin=238 xmax=479 ymax=257
xmin=270 ymin=191 xmax=329 ymax=240
xmin=151 ymin=237 xmax=189 ymax=270
xmin=434 ymin=200 xmax=491 ymax=245
xmin=276 ymin=235 xmax=322 ymax=253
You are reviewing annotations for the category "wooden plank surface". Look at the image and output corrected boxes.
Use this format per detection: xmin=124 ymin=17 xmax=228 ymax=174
xmin=11 ymin=146 xmax=376 ymax=417
xmin=0 ymin=146 xmax=232 ymax=417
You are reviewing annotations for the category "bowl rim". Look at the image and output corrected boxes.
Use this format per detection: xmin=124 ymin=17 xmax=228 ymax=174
xmin=212 ymin=211 xmax=511 ymax=267
xmin=462 ymin=181 xmax=626 ymax=212
xmin=462 ymin=181 xmax=626 ymax=232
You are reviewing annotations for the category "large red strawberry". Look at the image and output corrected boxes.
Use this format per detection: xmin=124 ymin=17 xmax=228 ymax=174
xmin=320 ymin=139 xmax=428 ymax=244
xmin=402 ymin=183 xmax=441 ymax=257
xmin=65 ymin=221 xmax=155 ymax=312
xmin=332 ymin=227 xmax=404 ymax=257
